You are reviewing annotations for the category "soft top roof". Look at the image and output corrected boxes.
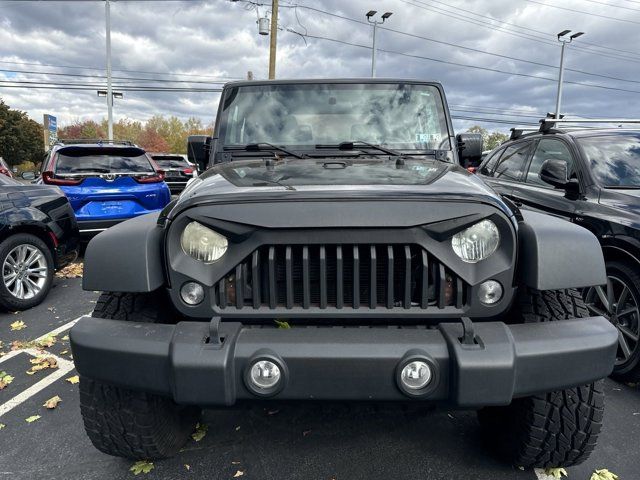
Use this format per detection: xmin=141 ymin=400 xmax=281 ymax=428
xmin=223 ymin=78 xmax=442 ymax=88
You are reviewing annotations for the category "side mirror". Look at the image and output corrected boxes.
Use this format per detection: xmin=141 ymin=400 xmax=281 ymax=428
xmin=187 ymin=135 xmax=215 ymax=172
xmin=20 ymin=171 xmax=36 ymax=181
xmin=457 ymin=133 xmax=483 ymax=167
xmin=540 ymin=159 xmax=578 ymax=190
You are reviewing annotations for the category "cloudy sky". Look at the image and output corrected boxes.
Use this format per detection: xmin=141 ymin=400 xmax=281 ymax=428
xmin=1 ymin=0 xmax=639 ymax=133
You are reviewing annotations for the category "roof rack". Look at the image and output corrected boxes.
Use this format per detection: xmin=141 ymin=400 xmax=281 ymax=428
xmin=509 ymin=127 xmax=539 ymax=140
xmin=56 ymin=138 xmax=135 ymax=146
xmin=540 ymin=118 xmax=640 ymax=133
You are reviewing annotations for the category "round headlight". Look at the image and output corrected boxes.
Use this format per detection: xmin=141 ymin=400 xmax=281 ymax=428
xmin=181 ymin=221 xmax=228 ymax=263
xmin=451 ymin=219 xmax=500 ymax=263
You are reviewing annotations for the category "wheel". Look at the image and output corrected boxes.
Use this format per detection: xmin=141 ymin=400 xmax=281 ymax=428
xmin=79 ymin=291 xmax=200 ymax=459
xmin=0 ymin=233 xmax=54 ymax=311
xmin=583 ymin=261 xmax=640 ymax=382
xmin=478 ymin=288 xmax=604 ymax=468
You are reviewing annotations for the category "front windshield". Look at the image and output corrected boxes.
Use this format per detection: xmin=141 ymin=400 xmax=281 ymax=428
xmin=218 ymin=83 xmax=451 ymax=151
xmin=577 ymin=134 xmax=640 ymax=187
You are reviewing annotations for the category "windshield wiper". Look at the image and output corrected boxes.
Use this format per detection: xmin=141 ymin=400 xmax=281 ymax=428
xmin=229 ymin=143 xmax=307 ymax=159
xmin=315 ymin=141 xmax=406 ymax=158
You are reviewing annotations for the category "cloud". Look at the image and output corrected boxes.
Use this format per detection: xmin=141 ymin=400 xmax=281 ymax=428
xmin=1 ymin=0 xmax=639 ymax=134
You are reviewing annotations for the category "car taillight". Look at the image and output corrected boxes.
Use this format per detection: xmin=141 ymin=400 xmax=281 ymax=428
xmin=134 ymin=170 xmax=165 ymax=184
xmin=42 ymin=171 xmax=83 ymax=186
xmin=0 ymin=168 xmax=11 ymax=177
xmin=183 ymin=168 xmax=193 ymax=175
xmin=466 ymin=166 xmax=478 ymax=174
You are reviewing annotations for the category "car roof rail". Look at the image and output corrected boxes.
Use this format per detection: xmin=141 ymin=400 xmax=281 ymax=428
xmin=539 ymin=118 xmax=640 ymax=133
xmin=56 ymin=138 xmax=136 ymax=146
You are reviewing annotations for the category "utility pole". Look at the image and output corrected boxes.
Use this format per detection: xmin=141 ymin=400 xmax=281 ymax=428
xmin=366 ymin=11 xmax=392 ymax=78
xmin=268 ymin=0 xmax=278 ymax=79
xmin=105 ymin=0 xmax=114 ymax=140
xmin=554 ymin=30 xmax=584 ymax=119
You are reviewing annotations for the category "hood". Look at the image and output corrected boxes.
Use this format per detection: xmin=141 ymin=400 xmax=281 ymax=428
xmin=171 ymin=157 xmax=513 ymax=219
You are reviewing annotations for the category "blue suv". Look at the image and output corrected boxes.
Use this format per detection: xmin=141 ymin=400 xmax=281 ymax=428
xmin=40 ymin=140 xmax=171 ymax=236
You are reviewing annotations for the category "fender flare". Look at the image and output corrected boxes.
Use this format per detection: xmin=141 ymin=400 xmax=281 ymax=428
xmin=517 ymin=210 xmax=606 ymax=290
xmin=83 ymin=213 xmax=165 ymax=292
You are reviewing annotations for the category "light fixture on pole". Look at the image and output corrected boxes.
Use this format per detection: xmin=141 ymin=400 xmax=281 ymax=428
xmin=366 ymin=10 xmax=392 ymax=78
xmin=554 ymin=30 xmax=584 ymax=119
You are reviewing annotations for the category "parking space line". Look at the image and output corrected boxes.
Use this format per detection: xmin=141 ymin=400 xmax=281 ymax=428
xmin=34 ymin=314 xmax=87 ymax=341
xmin=0 ymin=314 xmax=89 ymax=417
xmin=534 ymin=468 xmax=553 ymax=479
xmin=0 ymin=349 xmax=75 ymax=417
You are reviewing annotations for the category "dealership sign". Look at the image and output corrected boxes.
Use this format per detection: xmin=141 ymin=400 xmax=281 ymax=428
xmin=43 ymin=114 xmax=57 ymax=151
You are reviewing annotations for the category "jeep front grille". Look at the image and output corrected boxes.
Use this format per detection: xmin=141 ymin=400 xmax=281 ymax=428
xmin=214 ymin=244 xmax=467 ymax=313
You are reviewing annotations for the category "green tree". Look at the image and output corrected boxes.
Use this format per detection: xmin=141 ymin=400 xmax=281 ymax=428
xmin=466 ymin=125 xmax=508 ymax=151
xmin=0 ymin=99 xmax=45 ymax=166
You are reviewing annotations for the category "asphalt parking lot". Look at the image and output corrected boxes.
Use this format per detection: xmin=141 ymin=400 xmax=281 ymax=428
xmin=0 ymin=275 xmax=638 ymax=480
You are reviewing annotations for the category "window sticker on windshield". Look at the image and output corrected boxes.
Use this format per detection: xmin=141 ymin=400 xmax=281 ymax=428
xmin=416 ymin=133 xmax=441 ymax=143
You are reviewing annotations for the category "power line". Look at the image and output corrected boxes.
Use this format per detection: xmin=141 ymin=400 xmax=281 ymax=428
xmin=291 ymin=3 xmax=640 ymax=86
xmin=397 ymin=0 xmax=640 ymax=63
xmin=289 ymin=31 xmax=640 ymax=96
xmin=524 ymin=0 xmax=640 ymax=26
xmin=578 ymin=0 xmax=640 ymax=12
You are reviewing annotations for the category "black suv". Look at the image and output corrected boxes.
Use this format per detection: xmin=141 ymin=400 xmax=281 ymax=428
xmin=0 ymin=173 xmax=79 ymax=310
xmin=70 ymin=80 xmax=617 ymax=468
xmin=478 ymin=119 xmax=640 ymax=382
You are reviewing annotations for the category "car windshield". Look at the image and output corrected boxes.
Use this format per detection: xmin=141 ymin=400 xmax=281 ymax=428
xmin=153 ymin=157 xmax=188 ymax=169
xmin=577 ymin=134 xmax=640 ymax=187
xmin=55 ymin=147 xmax=154 ymax=174
xmin=218 ymin=83 xmax=451 ymax=151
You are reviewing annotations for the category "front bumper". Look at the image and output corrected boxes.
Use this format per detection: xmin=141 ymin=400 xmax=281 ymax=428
xmin=70 ymin=316 xmax=617 ymax=407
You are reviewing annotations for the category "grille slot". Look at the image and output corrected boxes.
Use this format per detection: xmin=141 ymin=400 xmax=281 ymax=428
xmin=215 ymin=244 xmax=466 ymax=312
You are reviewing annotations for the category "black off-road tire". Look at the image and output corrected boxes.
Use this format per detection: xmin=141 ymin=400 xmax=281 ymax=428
xmin=0 ymin=233 xmax=54 ymax=311
xmin=478 ymin=288 xmax=605 ymax=468
xmin=79 ymin=291 xmax=199 ymax=459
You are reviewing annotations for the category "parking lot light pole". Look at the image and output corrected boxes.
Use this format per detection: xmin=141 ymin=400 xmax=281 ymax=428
xmin=366 ymin=11 xmax=392 ymax=78
xmin=555 ymin=30 xmax=584 ymax=119
xmin=105 ymin=0 xmax=114 ymax=140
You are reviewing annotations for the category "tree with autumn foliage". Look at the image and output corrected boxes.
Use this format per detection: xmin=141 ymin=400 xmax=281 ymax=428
xmin=57 ymin=115 xmax=211 ymax=153
xmin=0 ymin=99 xmax=45 ymax=166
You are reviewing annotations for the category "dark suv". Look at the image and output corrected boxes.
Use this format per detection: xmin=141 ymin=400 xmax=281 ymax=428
xmin=70 ymin=80 xmax=617 ymax=468
xmin=478 ymin=119 xmax=640 ymax=382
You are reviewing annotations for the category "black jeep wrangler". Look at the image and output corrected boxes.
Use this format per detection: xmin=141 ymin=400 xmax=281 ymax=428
xmin=70 ymin=79 xmax=618 ymax=468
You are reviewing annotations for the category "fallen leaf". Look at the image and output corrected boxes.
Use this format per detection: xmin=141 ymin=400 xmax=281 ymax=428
xmin=544 ymin=467 xmax=568 ymax=479
xmin=61 ymin=335 xmax=69 ymax=341
xmin=627 ymin=382 xmax=639 ymax=388
xmin=43 ymin=395 xmax=62 ymax=409
xmin=25 ymin=415 xmax=40 ymax=423
xmin=35 ymin=335 xmax=56 ymax=348
xmin=590 ymin=469 xmax=619 ymax=480
xmin=267 ymin=409 xmax=280 ymax=416
xmin=191 ymin=422 xmax=208 ymax=442
xmin=27 ymin=356 xmax=57 ymax=375
xmin=60 ymin=350 xmax=68 ymax=355
xmin=0 ymin=423 xmax=5 ymax=429
xmin=235 ymin=426 xmax=241 ymax=431
xmin=10 ymin=320 xmax=26 ymax=331
xmin=184 ymin=464 xmax=190 ymax=471
xmin=231 ymin=461 xmax=241 ymax=465
xmin=56 ymin=262 xmax=83 ymax=278
xmin=233 ymin=470 xmax=244 ymax=478
xmin=303 ymin=430 xmax=312 ymax=437
xmin=274 ymin=319 xmax=291 ymax=329
xmin=0 ymin=371 xmax=14 ymax=389
xmin=47 ymin=306 xmax=55 ymax=312
xmin=130 ymin=460 xmax=154 ymax=475
xmin=66 ymin=375 xmax=79 ymax=384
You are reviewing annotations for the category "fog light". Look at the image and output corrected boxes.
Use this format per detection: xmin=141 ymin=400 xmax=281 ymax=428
xmin=249 ymin=360 xmax=281 ymax=390
xmin=180 ymin=282 xmax=204 ymax=305
xmin=478 ymin=280 xmax=503 ymax=305
xmin=400 ymin=360 xmax=432 ymax=390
